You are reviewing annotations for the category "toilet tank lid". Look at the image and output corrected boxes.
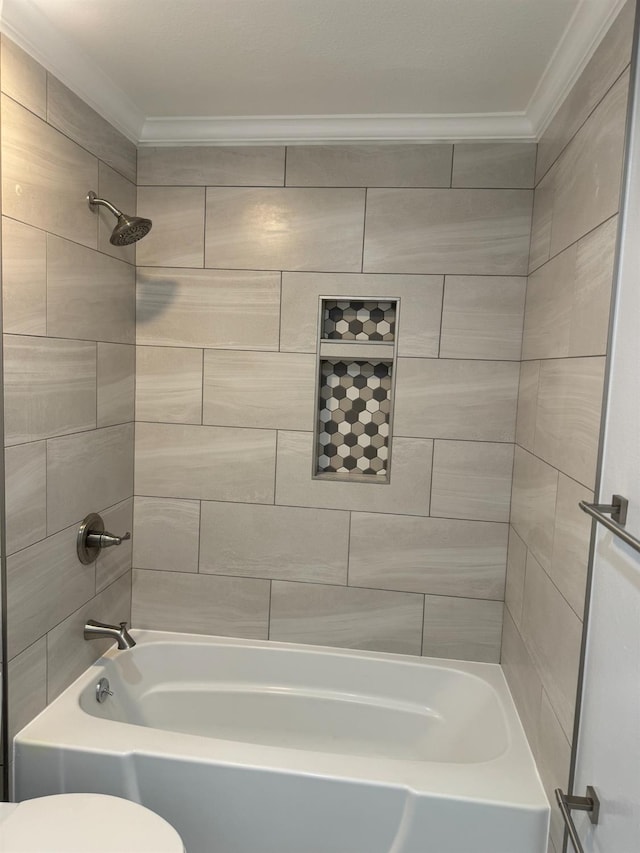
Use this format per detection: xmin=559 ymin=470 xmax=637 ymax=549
xmin=2 ymin=793 xmax=185 ymax=853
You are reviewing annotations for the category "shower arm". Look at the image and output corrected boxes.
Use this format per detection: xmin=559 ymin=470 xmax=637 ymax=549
xmin=87 ymin=191 xmax=122 ymax=219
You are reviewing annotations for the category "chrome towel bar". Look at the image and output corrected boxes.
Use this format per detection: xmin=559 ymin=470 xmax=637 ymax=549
xmin=555 ymin=787 xmax=600 ymax=853
xmin=579 ymin=494 xmax=640 ymax=555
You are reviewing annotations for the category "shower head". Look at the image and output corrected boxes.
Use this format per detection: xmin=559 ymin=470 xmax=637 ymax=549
xmin=87 ymin=190 xmax=152 ymax=246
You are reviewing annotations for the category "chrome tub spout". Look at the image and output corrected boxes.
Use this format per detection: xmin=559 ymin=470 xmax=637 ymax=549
xmin=84 ymin=619 xmax=136 ymax=650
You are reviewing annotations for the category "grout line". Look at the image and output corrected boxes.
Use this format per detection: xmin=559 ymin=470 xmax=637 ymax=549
xmin=346 ymin=511 xmax=352 ymax=587
xmin=437 ymin=277 xmax=446 ymax=358
xmin=527 ymin=211 xmax=620 ymax=276
xmin=449 ymin=145 xmax=455 ymax=188
xmin=277 ymin=272 xmax=283 ymax=352
xmin=196 ymin=500 xmax=202 ymax=573
xmin=360 ymin=188 xmax=368 ymax=272
xmin=267 ymin=580 xmax=273 ymax=639
xmin=272 ymin=430 xmax=279 ymax=506
xmin=129 ymin=568 xmax=505 ymax=602
xmin=200 ymin=347 xmax=205 ymax=425
xmin=136 ymin=262 xmax=528 ymax=279
xmin=283 ymin=147 xmax=288 ymax=187
xmin=420 ymin=594 xmax=426 ymax=655
xmin=132 ymin=419 xmax=520 ymax=444
xmin=534 ymin=64 xmax=632 ymax=187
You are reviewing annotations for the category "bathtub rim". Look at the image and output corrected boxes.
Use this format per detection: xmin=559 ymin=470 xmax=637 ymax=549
xmin=13 ymin=628 xmax=549 ymax=816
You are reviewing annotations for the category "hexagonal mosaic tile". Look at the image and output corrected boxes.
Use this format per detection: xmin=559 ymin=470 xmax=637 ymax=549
xmin=317 ymin=360 xmax=392 ymax=476
xmin=323 ymin=300 xmax=396 ymax=341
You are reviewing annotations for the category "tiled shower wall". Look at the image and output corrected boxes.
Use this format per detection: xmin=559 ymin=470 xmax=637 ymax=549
xmin=501 ymin=3 xmax=634 ymax=851
xmin=0 ymin=37 xmax=136 ymax=745
xmin=132 ymin=141 xmax=535 ymax=659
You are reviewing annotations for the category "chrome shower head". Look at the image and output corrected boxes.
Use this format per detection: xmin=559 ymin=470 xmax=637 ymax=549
xmin=87 ymin=190 xmax=152 ymax=246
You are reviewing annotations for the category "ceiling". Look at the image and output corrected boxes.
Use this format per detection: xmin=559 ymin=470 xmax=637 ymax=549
xmin=0 ymin=0 xmax=626 ymax=144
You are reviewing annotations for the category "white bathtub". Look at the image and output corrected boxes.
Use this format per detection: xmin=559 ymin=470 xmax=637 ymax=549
xmin=14 ymin=631 xmax=549 ymax=853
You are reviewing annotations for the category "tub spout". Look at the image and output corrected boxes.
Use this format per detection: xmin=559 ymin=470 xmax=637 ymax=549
xmin=84 ymin=619 xmax=136 ymax=650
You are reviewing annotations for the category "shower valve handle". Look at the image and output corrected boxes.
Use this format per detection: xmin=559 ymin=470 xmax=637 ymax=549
xmin=86 ymin=530 xmax=131 ymax=549
xmin=77 ymin=512 xmax=131 ymax=564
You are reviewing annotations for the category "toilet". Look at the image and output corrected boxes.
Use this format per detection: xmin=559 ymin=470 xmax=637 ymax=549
xmin=0 ymin=793 xmax=185 ymax=852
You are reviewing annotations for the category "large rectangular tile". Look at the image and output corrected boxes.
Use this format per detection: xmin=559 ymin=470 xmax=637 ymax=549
xmin=1 ymin=35 xmax=46 ymax=117
xmin=275 ymin=432 xmax=432 ymax=516
xmin=136 ymin=187 xmax=205 ymax=268
xmin=133 ymin=497 xmax=201 ymax=573
xmin=132 ymin=570 xmax=270 ymax=638
xmin=349 ymin=514 xmax=507 ymax=599
xmin=7 ymin=524 xmax=96 ymax=658
xmin=136 ymin=267 xmax=280 ymax=350
xmin=569 ymin=215 xmax=617 ymax=357
xmin=285 ymin=144 xmax=452 ymax=187
xmin=203 ymin=350 xmax=316 ymax=431
xmin=510 ymin=446 xmax=558 ymax=571
xmin=522 ymin=246 xmax=576 ymax=360
xmin=95 ymin=498 xmax=133 ymax=593
xmin=422 ymin=596 xmax=503 ymax=663
xmin=136 ymin=346 xmax=203 ymax=424
xmin=7 ymin=638 xmax=47 ymax=744
xmin=550 ymin=474 xmax=593 ymax=618
xmin=97 ymin=343 xmax=135 ymax=427
xmin=394 ymin=358 xmax=519 ymax=442
xmin=47 ymin=424 xmax=134 ymax=534
xmin=504 ymin=526 xmax=527 ymax=629
xmin=200 ymin=502 xmax=349 ymax=584
xmin=440 ymin=275 xmax=525 ymax=360
xmin=522 ymin=551 xmax=583 ymax=739
xmin=549 ymin=70 xmax=629 ymax=257
xmin=501 ymin=608 xmax=543 ymax=753
xmin=4 ymin=335 xmax=96 ymax=445
xmin=536 ymin=0 xmax=634 ymax=182
xmin=280 ymin=272 xmax=443 ymax=357
xmin=46 ymin=75 xmax=136 ymax=182
xmin=430 ymin=440 xmax=514 ymax=522
xmin=534 ymin=357 xmax=605 ymax=488
xmin=270 ymin=581 xmax=423 ymax=655
xmin=135 ymin=422 xmax=276 ymax=503
xmin=363 ymin=189 xmax=532 ymax=275
xmin=47 ymin=572 xmax=131 ymax=702
xmin=515 ymin=360 xmax=540 ymax=452
xmin=452 ymin=143 xmax=536 ymax=188
xmin=47 ymin=235 xmax=135 ymax=344
xmin=205 ymin=187 xmax=365 ymax=272
xmin=97 ymin=161 xmax=137 ymax=265
xmin=138 ymin=146 xmax=285 ymax=186
xmin=2 ymin=95 xmax=98 ymax=248
xmin=1 ymin=217 xmax=47 ymax=335
xmin=5 ymin=441 xmax=47 ymax=555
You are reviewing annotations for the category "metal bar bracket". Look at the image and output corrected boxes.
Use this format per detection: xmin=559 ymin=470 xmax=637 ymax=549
xmin=579 ymin=494 xmax=640 ymax=555
xmin=555 ymin=787 xmax=600 ymax=853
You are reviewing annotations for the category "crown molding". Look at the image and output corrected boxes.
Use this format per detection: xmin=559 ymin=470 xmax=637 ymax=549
xmin=527 ymin=0 xmax=629 ymax=137
xmin=0 ymin=0 xmax=628 ymax=146
xmin=138 ymin=113 xmax=535 ymax=146
xmin=0 ymin=0 xmax=144 ymax=142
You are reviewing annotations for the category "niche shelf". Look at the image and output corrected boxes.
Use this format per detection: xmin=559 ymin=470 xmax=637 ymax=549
xmin=314 ymin=298 xmax=399 ymax=483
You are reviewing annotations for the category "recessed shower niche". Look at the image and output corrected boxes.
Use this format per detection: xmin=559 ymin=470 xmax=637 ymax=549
xmin=314 ymin=299 xmax=398 ymax=482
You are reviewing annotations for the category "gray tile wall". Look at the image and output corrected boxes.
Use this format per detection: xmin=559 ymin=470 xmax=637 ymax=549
xmin=501 ymin=4 xmax=634 ymax=850
xmin=0 ymin=36 xmax=136 ymax=747
xmin=133 ymin=138 xmax=535 ymax=663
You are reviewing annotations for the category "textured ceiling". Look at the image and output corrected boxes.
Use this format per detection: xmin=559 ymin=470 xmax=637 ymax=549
xmin=19 ymin=0 xmax=582 ymax=117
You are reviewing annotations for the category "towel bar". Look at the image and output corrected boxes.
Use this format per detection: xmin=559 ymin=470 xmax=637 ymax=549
xmin=579 ymin=494 xmax=640 ymax=555
xmin=555 ymin=787 xmax=599 ymax=853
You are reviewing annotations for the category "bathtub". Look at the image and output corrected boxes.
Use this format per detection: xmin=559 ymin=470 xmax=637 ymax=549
xmin=13 ymin=630 xmax=549 ymax=853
